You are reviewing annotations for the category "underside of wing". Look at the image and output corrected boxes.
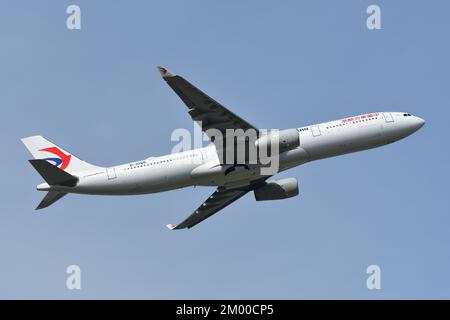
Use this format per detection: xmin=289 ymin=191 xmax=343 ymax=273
xmin=167 ymin=178 xmax=268 ymax=230
xmin=167 ymin=188 xmax=248 ymax=230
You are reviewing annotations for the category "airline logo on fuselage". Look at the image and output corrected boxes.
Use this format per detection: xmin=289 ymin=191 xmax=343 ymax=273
xmin=39 ymin=147 xmax=72 ymax=170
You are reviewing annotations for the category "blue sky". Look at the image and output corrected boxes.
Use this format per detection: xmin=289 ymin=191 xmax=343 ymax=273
xmin=0 ymin=0 xmax=449 ymax=299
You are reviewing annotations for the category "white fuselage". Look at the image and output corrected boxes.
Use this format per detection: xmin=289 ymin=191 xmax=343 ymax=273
xmin=38 ymin=112 xmax=425 ymax=195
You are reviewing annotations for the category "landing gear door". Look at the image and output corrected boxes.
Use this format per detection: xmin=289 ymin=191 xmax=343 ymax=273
xmin=107 ymin=167 xmax=117 ymax=180
xmin=383 ymin=113 xmax=394 ymax=123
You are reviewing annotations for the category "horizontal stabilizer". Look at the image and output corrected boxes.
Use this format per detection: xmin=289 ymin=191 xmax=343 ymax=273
xmin=29 ymin=159 xmax=78 ymax=187
xmin=36 ymin=191 xmax=67 ymax=210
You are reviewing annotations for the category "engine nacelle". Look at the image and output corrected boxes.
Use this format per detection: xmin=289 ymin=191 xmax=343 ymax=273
xmin=254 ymin=178 xmax=299 ymax=201
xmin=255 ymin=128 xmax=300 ymax=155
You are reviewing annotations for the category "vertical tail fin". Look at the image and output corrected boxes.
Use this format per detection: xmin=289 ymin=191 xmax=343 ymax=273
xmin=21 ymin=135 xmax=101 ymax=174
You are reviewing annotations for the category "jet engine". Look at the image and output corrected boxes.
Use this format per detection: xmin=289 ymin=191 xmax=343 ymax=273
xmin=255 ymin=128 xmax=300 ymax=154
xmin=253 ymin=178 xmax=299 ymax=201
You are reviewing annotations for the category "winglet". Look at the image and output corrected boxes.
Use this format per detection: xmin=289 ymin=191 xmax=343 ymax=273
xmin=157 ymin=66 xmax=175 ymax=78
xmin=166 ymin=223 xmax=178 ymax=230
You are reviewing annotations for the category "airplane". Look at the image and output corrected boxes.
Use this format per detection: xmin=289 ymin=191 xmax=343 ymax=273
xmin=21 ymin=66 xmax=425 ymax=230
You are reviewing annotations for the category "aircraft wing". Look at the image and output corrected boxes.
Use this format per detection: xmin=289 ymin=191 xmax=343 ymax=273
xmin=157 ymin=66 xmax=257 ymax=146
xmin=166 ymin=187 xmax=249 ymax=230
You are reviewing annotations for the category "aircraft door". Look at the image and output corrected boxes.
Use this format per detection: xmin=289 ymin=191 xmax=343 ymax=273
xmin=311 ymin=125 xmax=321 ymax=137
xmin=383 ymin=113 xmax=394 ymax=123
xmin=107 ymin=167 xmax=117 ymax=180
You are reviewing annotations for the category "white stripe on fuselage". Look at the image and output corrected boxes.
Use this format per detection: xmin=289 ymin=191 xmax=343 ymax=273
xmin=45 ymin=112 xmax=424 ymax=195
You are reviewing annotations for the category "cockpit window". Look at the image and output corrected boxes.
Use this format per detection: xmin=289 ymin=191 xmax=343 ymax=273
xmin=403 ymin=113 xmax=412 ymax=117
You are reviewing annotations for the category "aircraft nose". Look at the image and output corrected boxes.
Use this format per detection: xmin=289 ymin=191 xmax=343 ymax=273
xmin=415 ymin=116 xmax=426 ymax=129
